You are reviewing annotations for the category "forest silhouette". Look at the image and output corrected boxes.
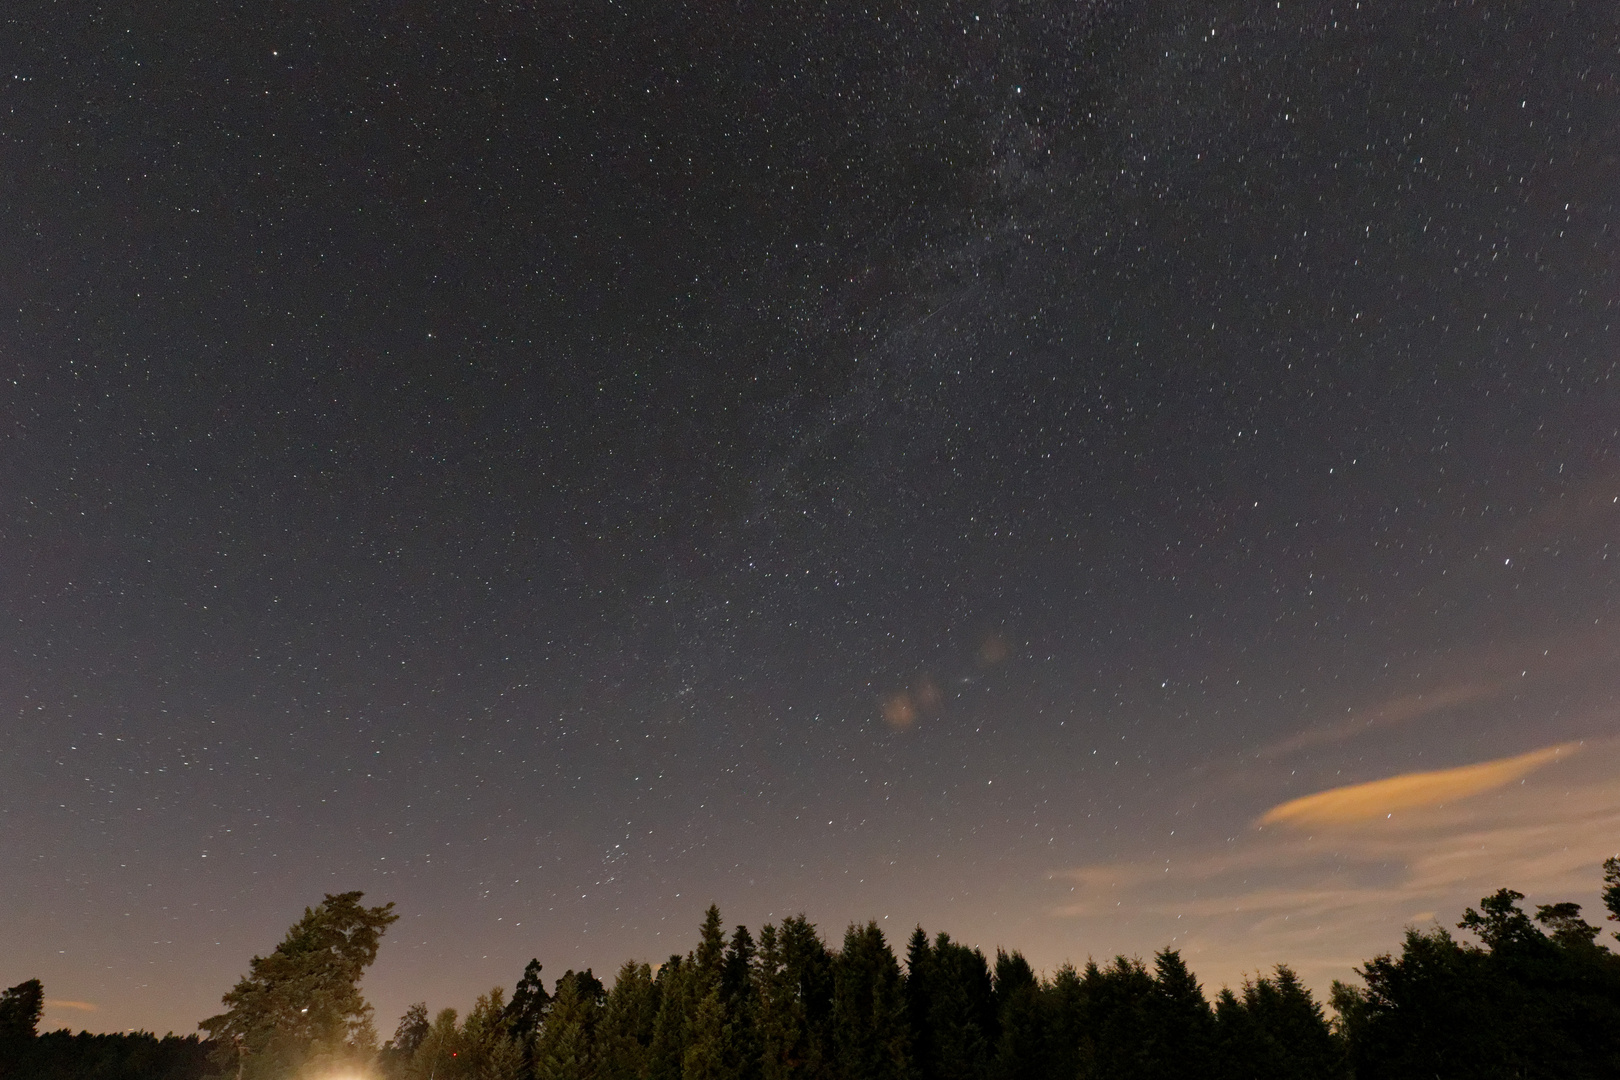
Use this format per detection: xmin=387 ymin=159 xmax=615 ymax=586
xmin=5 ymin=858 xmax=1619 ymax=1080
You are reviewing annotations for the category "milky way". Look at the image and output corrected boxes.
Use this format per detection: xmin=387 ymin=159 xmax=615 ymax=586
xmin=3 ymin=0 xmax=1617 ymax=1036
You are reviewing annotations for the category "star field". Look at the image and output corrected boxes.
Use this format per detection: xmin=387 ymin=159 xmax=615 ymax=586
xmin=2 ymin=0 xmax=1617 ymax=1036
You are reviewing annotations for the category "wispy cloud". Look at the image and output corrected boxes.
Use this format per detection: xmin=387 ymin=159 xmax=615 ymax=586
xmin=1257 ymin=743 xmax=1578 ymax=826
xmin=1257 ymin=682 xmax=1501 ymax=758
xmin=1252 ymin=621 xmax=1620 ymax=763
xmin=45 ymin=999 xmax=98 ymax=1012
xmin=1049 ymin=738 xmax=1620 ymax=992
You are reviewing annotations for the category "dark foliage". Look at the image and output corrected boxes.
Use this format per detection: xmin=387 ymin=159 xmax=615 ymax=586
xmin=1335 ymin=888 xmax=1620 ymax=1079
xmin=504 ymin=959 xmax=554 ymax=1043
xmin=0 ymin=978 xmax=45 ymax=1075
xmin=19 ymin=866 xmax=1620 ymax=1080
xmin=6 ymin=1030 xmax=209 ymax=1080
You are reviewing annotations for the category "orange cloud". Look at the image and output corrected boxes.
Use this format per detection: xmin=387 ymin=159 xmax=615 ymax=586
xmin=1047 ymin=736 xmax=1620 ymax=1003
xmin=46 ymin=999 xmax=97 ymax=1012
xmin=1258 ymin=743 xmax=1579 ymax=827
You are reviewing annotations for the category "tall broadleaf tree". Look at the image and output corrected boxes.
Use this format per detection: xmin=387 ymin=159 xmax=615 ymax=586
xmin=199 ymin=891 xmax=398 ymax=1080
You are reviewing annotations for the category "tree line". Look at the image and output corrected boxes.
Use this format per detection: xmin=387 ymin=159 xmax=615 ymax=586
xmin=5 ymin=858 xmax=1619 ymax=1079
xmin=0 ymin=978 xmax=206 ymax=1080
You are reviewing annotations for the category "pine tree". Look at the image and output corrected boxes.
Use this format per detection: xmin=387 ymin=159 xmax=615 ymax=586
xmin=1146 ymin=949 xmax=1213 ymax=1079
xmin=926 ymin=935 xmax=994 ymax=1080
xmin=651 ymin=956 xmax=693 ymax=1080
xmin=724 ymin=925 xmax=763 ymax=1080
xmin=991 ymin=950 xmax=1046 ymax=1080
xmin=1075 ymin=957 xmax=1155 ymax=1080
xmin=536 ymin=971 xmax=605 ymax=1080
xmin=684 ymin=986 xmax=728 ymax=1080
xmin=678 ymin=907 xmax=730 ymax=1080
xmin=599 ymin=960 xmax=660 ymax=1080
xmin=1044 ymin=964 xmax=1084 ymax=1080
xmin=1216 ymin=967 xmax=1343 ymax=1080
xmin=902 ymin=929 xmax=935 ymax=1080
xmin=504 ymin=959 xmax=553 ymax=1046
xmin=756 ymin=918 xmax=834 ymax=1080
xmin=462 ymin=987 xmax=525 ymax=1080
xmin=404 ymin=1008 xmax=463 ymax=1080
xmin=1254 ymin=966 xmax=1342 ymax=1079
xmin=831 ymin=922 xmax=912 ymax=1080
xmin=696 ymin=906 xmax=727 ymax=986
xmin=199 ymin=891 xmax=398 ymax=1080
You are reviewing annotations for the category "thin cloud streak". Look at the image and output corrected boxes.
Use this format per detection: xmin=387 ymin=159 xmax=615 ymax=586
xmin=1257 ymin=682 xmax=1501 ymax=759
xmin=1049 ymin=738 xmax=1620 ymax=993
xmin=45 ymin=999 xmax=98 ymax=1012
xmin=1252 ymin=622 xmax=1620 ymax=764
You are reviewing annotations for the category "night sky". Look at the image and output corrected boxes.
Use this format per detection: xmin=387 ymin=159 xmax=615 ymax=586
xmin=4 ymin=0 xmax=1619 ymax=1038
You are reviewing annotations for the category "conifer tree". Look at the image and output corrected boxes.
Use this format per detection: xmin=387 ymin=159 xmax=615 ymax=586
xmin=651 ymin=956 xmax=693 ymax=1080
xmin=504 ymin=958 xmax=553 ymax=1046
xmin=536 ymin=971 xmax=605 ymax=1080
xmin=678 ymin=907 xmax=730 ymax=1080
xmin=756 ymin=918 xmax=834 ymax=1080
xmin=684 ymin=986 xmax=728 ymax=1080
xmin=831 ymin=922 xmax=912 ymax=1080
xmin=696 ymin=906 xmax=727 ymax=987
xmin=461 ymin=987 xmax=525 ymax=1080
xmin=902 ymin=929 xmax=935 ymax=1080
xmin=925 ymin=935 xmax=994 ymax=1080
xmin=756 ymin=924 xmax=793 ymax=1080
xmin=1212 ymin=986 xmax=1269 ymax=1080
xmin=1146 ymin=949 xmax=1214 ymax=1078
xmin=1075 ymin=957 xmax=1155 ymax=1080
xmin=1044 ymin=964 xmax=1085 ymax=1080
xmin=724 ymin=925 xmax=763 ymax=1080
xmin=199 ymin=891 xmax=398 ymax=1080
xmin=991 ymin=950 xmax=1047 ymax=1080
xmin=599 ymin=960 xmax=660 ymax=1080
xmin=1218 ymin=967 xmax=1343 ymax=1080
xmin=404 ymin=1008 xmax=462 ymax=1080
